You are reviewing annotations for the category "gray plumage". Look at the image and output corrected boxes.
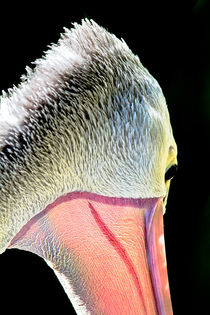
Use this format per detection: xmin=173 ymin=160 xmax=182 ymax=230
xmin=0 ymin=19 xmax=176 ymax=254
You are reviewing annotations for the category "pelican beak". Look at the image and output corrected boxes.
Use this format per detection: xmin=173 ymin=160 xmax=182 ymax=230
xmin=145 ymin=198 xmax=173 ymax=315
xmin=9 ymin=193 xmax=173 ymax=314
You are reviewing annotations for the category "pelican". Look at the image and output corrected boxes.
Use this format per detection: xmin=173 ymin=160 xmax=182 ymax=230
xmin=0 ymin=20 xmax=177 ymax=314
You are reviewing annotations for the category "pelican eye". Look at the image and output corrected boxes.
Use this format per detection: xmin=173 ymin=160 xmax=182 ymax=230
xmin=165 ymin=164 xmax=178 ymax=181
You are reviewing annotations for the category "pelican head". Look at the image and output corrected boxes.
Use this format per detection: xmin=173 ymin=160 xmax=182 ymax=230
xmin=0 ymin=20 xmax=177 ymax=314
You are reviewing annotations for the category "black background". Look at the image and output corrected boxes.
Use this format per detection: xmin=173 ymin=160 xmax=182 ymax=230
xmin=0 ymin=1 xmax=209 ymax=314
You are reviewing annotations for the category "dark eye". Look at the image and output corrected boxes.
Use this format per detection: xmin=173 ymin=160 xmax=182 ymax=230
xmin=165 ymin=164 xmax=178 ymax=181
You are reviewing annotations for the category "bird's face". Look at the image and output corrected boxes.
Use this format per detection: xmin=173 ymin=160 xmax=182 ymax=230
xmin=0 ymin=20 xmax=177 ymax=314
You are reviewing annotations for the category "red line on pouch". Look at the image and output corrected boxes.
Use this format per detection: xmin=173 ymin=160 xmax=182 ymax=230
xmin=88 ymin=202 xmax=146 ymax=313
